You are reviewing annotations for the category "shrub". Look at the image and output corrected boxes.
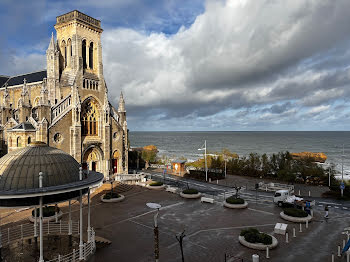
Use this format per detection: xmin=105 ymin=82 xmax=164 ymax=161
xmin=283 ymin=208 xmax=308 ymax=218
xmin=258 ymin=233 xmax=272 ymax=245
xmin=244 ymin=232 xmax=260 ymax=243
xmin=226 ymin=197 xmax=244 ymax=205
xmin=240 ymin=228 xmax=259 ymax=237
xmin=32 ymin=206 xmax=59 ymax=217
xmin=149 ymin=181 xmax=163 ymax=186
xmin=103 ymin=192 xmax=120 ymax=199
xmin=240 ymin=228 xmax=272 ymax=245
xmin=182 ymin=188 xmax=199 ymax=194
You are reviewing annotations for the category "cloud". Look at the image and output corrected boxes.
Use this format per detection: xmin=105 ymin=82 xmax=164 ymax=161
xmin=101 ymin=0 xmax=350 ymax=131
xmin=2 ymin=0 xmax=350 ymax=130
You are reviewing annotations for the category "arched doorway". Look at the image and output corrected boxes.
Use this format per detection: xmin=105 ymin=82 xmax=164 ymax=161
xmin=83 ymin=147 xmax=102 ymax=172
xmin=112 ymin=150 xmax=120 ymax=174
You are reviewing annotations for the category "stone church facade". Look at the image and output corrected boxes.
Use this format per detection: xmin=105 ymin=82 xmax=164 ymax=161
xmin=0 ymin=10 xmax=128 ymax=178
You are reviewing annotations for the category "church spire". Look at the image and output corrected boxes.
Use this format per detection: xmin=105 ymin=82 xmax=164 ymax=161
xmin=118 ymin=91 xmax=125 ymax=112
xmin=48 ymin=32 xmax=55 ymax=51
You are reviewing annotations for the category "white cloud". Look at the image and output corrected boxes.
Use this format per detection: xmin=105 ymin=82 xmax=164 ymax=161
xmin=102 ymin=0 xmax=350 ymax=120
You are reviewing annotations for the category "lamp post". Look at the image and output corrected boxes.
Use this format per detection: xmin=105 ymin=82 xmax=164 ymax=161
xmin=198 ymin=140 xmax=208 ymax=182
xmin=341 ymin=145 xmax=345 ymax=197
xmin=146 ymin=203 xmax=162 ymax=262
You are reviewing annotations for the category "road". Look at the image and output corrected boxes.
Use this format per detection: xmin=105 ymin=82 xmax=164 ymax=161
xmin=146 ymin=170 xmax=350 ymax=215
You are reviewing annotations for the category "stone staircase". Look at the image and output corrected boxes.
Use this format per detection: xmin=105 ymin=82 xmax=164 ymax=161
xmin=94 ymin=182 xmax=134 ymax=195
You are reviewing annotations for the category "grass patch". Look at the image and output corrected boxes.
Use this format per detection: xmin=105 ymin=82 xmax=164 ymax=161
xmin=182 ymin=188 xmax=199 ymax=194
xmin=149 ymin=181 xmax=163 ymax=186
xmin=225 ymin=197 xmax=244 ymax=204
xmin=240 ymin=228 xmax=272 ymax=245
xmin=103 ymin=192 xmax=121 ymax=200
xmin=32 ymin=206 xmax=59 ymax=217
xmin=283 ymin=208 xmax=308 ymax=218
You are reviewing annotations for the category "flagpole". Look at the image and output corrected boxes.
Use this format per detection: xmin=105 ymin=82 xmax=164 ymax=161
xmin=205 ymin=140 xmax=208 ymax=182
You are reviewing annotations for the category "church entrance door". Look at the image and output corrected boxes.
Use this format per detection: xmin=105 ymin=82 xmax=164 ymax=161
xmin=83 ymin=147 xmax=102 ymax=173
xmin=112 ymin=159 xmax=118 ymax=174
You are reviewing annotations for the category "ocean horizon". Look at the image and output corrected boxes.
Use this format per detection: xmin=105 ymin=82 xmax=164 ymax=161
xmin=129 ymin=131 xmax=350 ymax=174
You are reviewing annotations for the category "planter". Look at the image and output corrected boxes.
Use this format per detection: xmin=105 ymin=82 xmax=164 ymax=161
xmin=224 ymin=201 xmax=248 ymax=209
xmin=239 ymin=235 xmax=278 ymax=250
xmin=29 ymin=210 xmax=63 ymax=223
xmin=280 ymin=211 xmax=312 ymax=223
xmin=180 ymin=192 xmax=201 ymax=199
xmin=147 ymin=184 xmax=166 ymax=190
xmin=101 ymin=194 xmax=125 ymax=203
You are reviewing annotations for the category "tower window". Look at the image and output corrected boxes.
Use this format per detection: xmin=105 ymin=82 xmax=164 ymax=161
xmin=82 ymin=40 xmax=87 ymax=69
xmin=89 ymin=42 xmax=93 ymax=69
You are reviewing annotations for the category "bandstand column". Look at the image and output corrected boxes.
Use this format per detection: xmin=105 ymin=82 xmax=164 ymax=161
xmin=0 ymin=212 xmax=2 ymax=262
xmin=68 ymin=199 xmax=72 ymax=246
xmin=68 ymin=200 xmax=72 ymax=235
xmin=79 ymin=167 xmax=84 ymax=260
xmin=34 ymin=206 xmax=37 ymax=242
xmin=87 ymin=188 xmax=91 ymax=242
xmin=39 ymin=172 xmax=44 ymax=262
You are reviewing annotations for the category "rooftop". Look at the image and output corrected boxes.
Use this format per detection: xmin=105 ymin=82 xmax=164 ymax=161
xmin=0 ymin=70 xmax=47 ymax=88
xmin=56 ymin=10 xmax=101 ymax=30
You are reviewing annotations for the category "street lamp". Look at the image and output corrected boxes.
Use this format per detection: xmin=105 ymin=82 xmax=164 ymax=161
xmin=198 ymin=140 xmax=208 ymax=182
xmin=146 ymin=203 xmax=162 ymax=262
xmin=341 ymin=145 xmax=345 ymax=197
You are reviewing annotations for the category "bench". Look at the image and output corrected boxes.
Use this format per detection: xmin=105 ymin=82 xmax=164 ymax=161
xmin=166 ymin=187 xmax=177 ymax=193
xmin=201 ymin=197 xmax=214 ymax=204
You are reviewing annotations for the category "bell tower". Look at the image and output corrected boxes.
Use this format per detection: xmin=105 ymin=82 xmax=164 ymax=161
xmin=54 ymin=10 xmax=105 ymax=92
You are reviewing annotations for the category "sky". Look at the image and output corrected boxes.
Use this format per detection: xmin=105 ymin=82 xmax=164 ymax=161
xmin=1 ymin=0 xmax=350 ymax=131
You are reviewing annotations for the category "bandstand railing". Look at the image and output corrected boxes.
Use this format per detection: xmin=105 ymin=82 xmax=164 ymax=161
xmin=46 ymin=229 xmax=96 ymax=262
xmin=1 ymin=221 xmax=79 ymax=246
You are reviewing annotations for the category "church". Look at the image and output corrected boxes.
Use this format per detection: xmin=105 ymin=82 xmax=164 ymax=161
xmin=0 ymin=10 xmax=128 ymax=178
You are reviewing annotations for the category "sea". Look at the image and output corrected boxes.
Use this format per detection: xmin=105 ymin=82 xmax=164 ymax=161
xmin=129 ymin=131 xmax=350 ymax=176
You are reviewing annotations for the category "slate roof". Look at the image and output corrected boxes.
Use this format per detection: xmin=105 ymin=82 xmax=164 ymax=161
xmin=0 ymin=70 xmax=47 ymax=88
xmin=0 ymin=76 xmax=10 ymax=88
xmin=9 ymin=122 xmax=36 ymax=131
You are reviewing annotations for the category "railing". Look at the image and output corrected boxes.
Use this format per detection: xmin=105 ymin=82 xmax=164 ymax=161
xmin=51 ymin=95 xmax=72 ymax=124
xmin=1 ymin=221 xmax=79 ymax=247
xmin=258 ymin=182 xmax=294 ymax=193
xmin=115 ymin=174 xmax=145 ymax=182
xmin=47 ymin=228 xmax=96 ymax=262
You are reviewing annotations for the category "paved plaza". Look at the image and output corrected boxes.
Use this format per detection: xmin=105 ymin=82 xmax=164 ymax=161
xmin=1 ymin=184 xmax=350 ymax=262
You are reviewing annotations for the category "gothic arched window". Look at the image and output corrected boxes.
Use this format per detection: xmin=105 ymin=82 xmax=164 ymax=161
xmin=28 ymin=137 xmax=31 ymax=145
xmin=82 ymin=40 xmax=87 ymax=69
xmin=81 ymin=99 xmax=99 ymax=136
xmin=89 ymin=42 xmax=93 ymax=69
xmin=61 ymin=40 xmax=66 ymax=68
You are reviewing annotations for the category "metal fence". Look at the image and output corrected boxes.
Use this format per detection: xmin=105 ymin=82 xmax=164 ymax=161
xmin=46 ymin=229 xmax=96 ymax=262
xmin=1 ymin=221 xmax=79 ymax=247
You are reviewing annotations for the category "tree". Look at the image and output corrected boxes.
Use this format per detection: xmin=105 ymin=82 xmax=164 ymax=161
xmin=142 ymin=145 xmax=158 ymax=169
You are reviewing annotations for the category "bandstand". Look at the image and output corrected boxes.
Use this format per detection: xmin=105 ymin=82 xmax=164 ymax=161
xmin=0 ymin=142 xmax=104 ymax=261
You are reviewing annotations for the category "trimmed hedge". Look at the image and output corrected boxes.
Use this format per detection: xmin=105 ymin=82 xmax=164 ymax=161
xmin=32 ymin=206 xmax=59 ymax=217
xmin=226 ymin=197 xmax=244 ymax=205
xmin=149 ymin=181 xmax=163 ymax=186
xmin=240 ymin=228 xmax=272 ymax=245
xmin=284 ymin=208 xmax=308 ymax=218
xmin=182 ymin=188 xmax=199 ymax=195
xmin=103 ymin=192 xmax=121 ymax=200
